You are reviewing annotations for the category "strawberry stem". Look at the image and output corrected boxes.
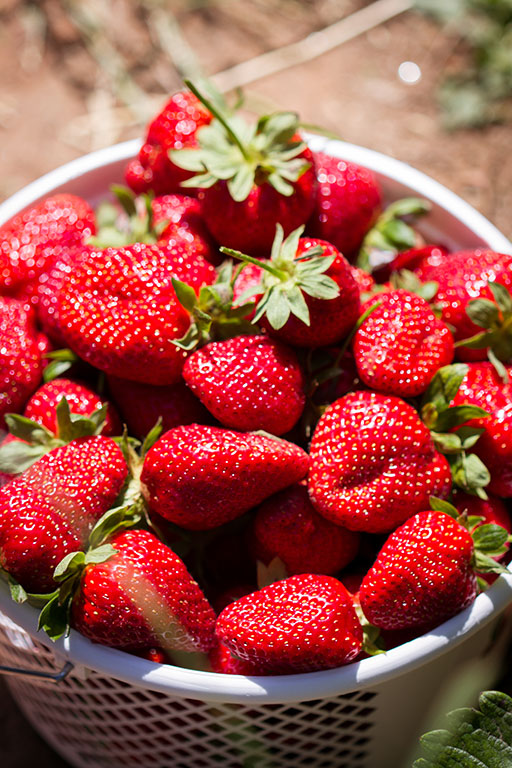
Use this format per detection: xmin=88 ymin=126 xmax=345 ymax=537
xmin=220 ymin=246 xmax=287 ymax=280
xmin=184 ymin=79 xmax=250 ymax=162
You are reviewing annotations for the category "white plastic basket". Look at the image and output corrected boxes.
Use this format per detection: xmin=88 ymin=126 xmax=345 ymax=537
xmin=1 ymin=137 xmax=512 ymax=768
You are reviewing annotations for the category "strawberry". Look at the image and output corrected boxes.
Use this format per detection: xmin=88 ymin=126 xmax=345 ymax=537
xmin=216 ymin=574 xmax=363 ymax=674
xmin=453 ymin=491 xmax=512 ymax=544
xmin=308 ymin=391 xmax=452 ymax=533
xmin=24 ymin=378 xmax=121 ymax=436
xmin=307 ymin=152 xmax=382 ymax=256
xmin=0 ymin=436 xmax=127 ymax=592
xmin=0 ymin=194 xmax=95 ymax=298
xmin=450 ymin=362 xmax=512 ymax=497
xmin=415 ymin=249 xmax=512 ymax=360
xmin=171 ymin=81 xmax=316 ymax=255
xmin=182 ymin=335 xmax=306 ymax=435
xmin=251 ymin=484 xmax=359 ymax=576
xmin=107 ymin=375 xmax=212 ymax=439
xmin=124 ymin=90 xmax=212 ymax=196
xmin=71 ymin=529 xmax=216 ymax=653
xmin=141 ymin=424 xmax=309 ymax=530
xmin=151 ymin=194 xmax=218 ymax=264
xmin=209 ymin=638 xmax=264 ymax=675
xmin=359 ymin=510 xmax=481 ymax=631
xmin=0 ymin=297 xmax=48 ymax=427
xmin=54 ymin=243 xmax=215 ymax=385
xmin=226 ymin=226 xmax=360 ymax=348
xmin=353 ymin=289 xmax=454 ymax=398
xmin=350 ymin=265 xmax=376 ymax=297
xmin=371 ymin=244 xmax=448 ymax=284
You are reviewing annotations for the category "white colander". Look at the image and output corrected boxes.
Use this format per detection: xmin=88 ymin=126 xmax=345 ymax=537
xmin=1 ymin=137 xmax=512 ymax=768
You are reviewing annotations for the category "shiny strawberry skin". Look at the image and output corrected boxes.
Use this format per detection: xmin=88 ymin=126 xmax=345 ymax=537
xmin=415 ymin=249 xmax=512 ymax=359
xmin=372 ymin=244 xmax=448 ymax=284
xmin=307 ymin=152 xmax=382 ymax=257
xmin=308 ymin=391 xmax=452 ymax=533
xmin=141 ymin=424 xmax=309 ymax=530
xmin=350 ymin=265 xmax=376 ymax=296
xmin=251 ymin=484 xmax=359 ymax=575
xmin=125 ymin=91 xmax=211 ymax=196
xmin=72 ymin=529 xmax=216 ymax=653
xmin=451 ymin=362 xmax=512 ymax=496
xmin=354 ymin=289 xmax=454 ymax=397
xmin=209 ymin=638 xmax=264 ymax=675
xmin=55 ymin=243 xmax=215 ymax=385
xmin=0 ymin=436 xmax=127 ymax=592
xmin=182 ymin=335 xmax=306 ymax=435
xmin=152 ymin=194 xmax=218 ymax=264
xmin=199 ymin=145 xmax=317 ymax=256
xmin=359 ymin=510 xmax=476 ymax=631
xmin=107 ymin=375 xmax=212 ymax=440
xmin=216 ymin=574 xmax=363 ymax=674
xmin=0 ymin=297 xmax=47 ymax=427
xmin=24 ymin=377 xmax=122 ymax=436
xmin=0 ymin=194 xmax=95 ymax=297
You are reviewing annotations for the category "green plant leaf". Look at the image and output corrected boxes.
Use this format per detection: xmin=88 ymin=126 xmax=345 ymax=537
xmin=38 ymin=593 xmax=71 ymax=642
xmin=429 ymin=496 xmax=459 ymax=518
xmin=466 ymin=298 xmax=500 ymax=328
xmin=0 ymin=440 xmax=49 ymax=474
xmin=413 ymin=691 xmax=512 ymax=768
xmin=422 ymin=364 xmax=469 ymax=414
xmin=434 ymin=405 xmax=489 ymax=432
xmin=4 ymin=413 xmax=55 ymax=445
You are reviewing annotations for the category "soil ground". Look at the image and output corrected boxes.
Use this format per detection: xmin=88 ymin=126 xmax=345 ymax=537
xmin=0 ymin=1 xmax=511 ymax=766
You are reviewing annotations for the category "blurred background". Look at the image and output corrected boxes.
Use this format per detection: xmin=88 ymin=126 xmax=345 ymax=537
xmin=1 ymin=1 xmax=512 ymax=765
xmin=1 ymin=0 xmax=512 ymax=236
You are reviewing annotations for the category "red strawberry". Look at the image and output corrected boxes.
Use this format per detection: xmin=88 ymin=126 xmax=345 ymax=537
xmin=141 ymin=424 xmax=309 ymax=530
xmin=353 ymin=289 xmax=454 ymax=398
xmin=228 ymin=228 xmax=360 ymax=348
xmin=0 ymin=194 xmax=95 ymax=298
xmin=124 ymin=90 xmax=211 ymax=196
xmin=415 ymin=249 xmax=512 ymax=359
xmin=107 ymin=375 xmax=211 ymax=440
xmin=24 ymin=378 xmax=121 ymax=436
xmin=209 ymin=638 xmax=264 ymax=675
xmin=71 ymin=529 xmax=216 ymax=653
xmin=450 ymin=362 xmax=512 ymax=497
xmin=308 ymin=391 xmax=452 ymax=533
xmin=182 ymin=335 xmax=305 ymax=435
xmin=307 ymin=152 xmax=382 ymax=257
xmin=0 ymin=436 xmax=127 ymax=592
xmin=151 ymin=194 xmax=218 ymax=264
xmin=216 ymin=574 xmax=363 ymax=674
xmin=171 ymin=83 xmax=316 ymax=255
xmin=55 ymin=243 xmax=215 ymax=385
xmin=359 ymin=510 xmax=477 ymax=631
xmin=251 ymin=484 xmax=359 ymax=576
xmin=453 ymin=491 xmax=511 ymax=544
xmin=0 ymin=297 xmax=48 ymax=427
xmin=372 ymin=244 xmax=448 ymax=283
xmin=350 ymin=265 xmax=376 ymax=296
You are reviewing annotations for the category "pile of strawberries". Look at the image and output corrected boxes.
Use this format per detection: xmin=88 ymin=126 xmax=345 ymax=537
xmin=0 ymin=81 xmax=511 ymax=677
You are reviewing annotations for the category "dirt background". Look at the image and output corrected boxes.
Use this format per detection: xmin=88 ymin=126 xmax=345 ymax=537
xmin=0 ymin=1 xmax=512 ymax=766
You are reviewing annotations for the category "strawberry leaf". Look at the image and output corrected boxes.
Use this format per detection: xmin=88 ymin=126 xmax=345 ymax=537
xmin=466 ymin=298 xmax=500 ymax=328
xmin=84 ymin=543 xmax=117 ymax=565
xmin=38 ymin=592 xmax=71 ymax=641
xmin=87 ymin=504 xmax=142 ymax=549
xmin=42 ymin=349 xmax=79 ymax=383
xmin=0 ymin=441 xmax=49 ymax=474
xmin=472 ymin=523 xmax=509 ymax=555
xmin=4 ymin=413 xmax=55 ymax=445
xmin=434 ymin=405 xmax=489 ymax=432
xmin=429 ymin=496 xmax=459 ymax=518
xmin=54 ymin=551 xmax=86 ymax=581
xmin=141 ymin=418 xmax=163 ymax=458
xmin=423 ymin=364 xmax=470 ymax=413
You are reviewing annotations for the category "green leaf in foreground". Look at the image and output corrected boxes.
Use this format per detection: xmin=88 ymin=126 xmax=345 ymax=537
xmin=413 ymin=690 xmax=512 ymax=767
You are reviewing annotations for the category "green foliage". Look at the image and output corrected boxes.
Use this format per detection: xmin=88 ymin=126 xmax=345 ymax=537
xmin=416 ymin=0 xmax=512 ymax=128
xmin=413 ymin=690 xmax=512 ymax=766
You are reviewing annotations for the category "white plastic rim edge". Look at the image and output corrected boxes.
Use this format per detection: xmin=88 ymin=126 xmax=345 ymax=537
xmin=0 ymin=137 xmax=512 ymax=704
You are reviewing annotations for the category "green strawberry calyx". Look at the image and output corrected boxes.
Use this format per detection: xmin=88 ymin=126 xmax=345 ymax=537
xmin=357 ymin=197 xmax=431 ymax=273
xmin=421 ymin=364 xmax=491 ymax=498
xmin=43 ymin=348 xmax=79 ymax=383
xmin=221 ymin=223 xmax=339 ymax=331
xmin=456 ymin=280 xmax=512 ymax=382
xmin=170 ymin=80 xmax=310 ymax=201
xmin=429 ymin=496 xmax=512 ymax=578
xmin=172 ymin=260 xmax=259 ymax=351
xmin=38 ymin=502 xmax=143 ymax=642
xmin=88 ymin=186 xmax=170 ymax=249
xmin=0 ymin=398 xmax=108 ymax=476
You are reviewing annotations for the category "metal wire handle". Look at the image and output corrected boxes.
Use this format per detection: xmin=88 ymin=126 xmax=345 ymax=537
xmin=0 ymin=660 xmax=73 ymax=682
